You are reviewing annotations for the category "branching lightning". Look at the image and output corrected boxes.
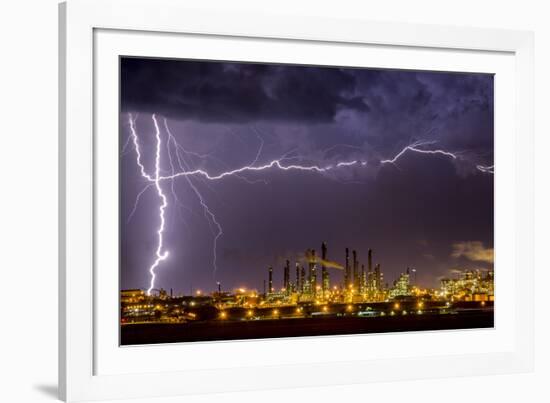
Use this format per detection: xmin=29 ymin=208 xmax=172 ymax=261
xmin=126 ymin=183 xmax=153 ymax=224
xmin=164 ymin=118 xmax=224 ymax=280
xmin=380 ymin=140 xmax=457 ymax=164
xmin=126 ymin=113 xmax=493 ymax=292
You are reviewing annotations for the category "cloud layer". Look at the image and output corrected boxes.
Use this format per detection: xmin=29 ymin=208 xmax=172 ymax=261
xmin=451 ymin=241 xmax=494 ymax=263
xmin=121 ymin=58 xmax=369 ymax=123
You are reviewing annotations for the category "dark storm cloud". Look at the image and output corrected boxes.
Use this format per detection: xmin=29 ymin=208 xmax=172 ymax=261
xmin=121 ymin=58 xmax=369 ymax=123
xmin=349 ymin=69 xmax=493 ymax=155
xmin=121 ymin=57 xmax=493 ymax=158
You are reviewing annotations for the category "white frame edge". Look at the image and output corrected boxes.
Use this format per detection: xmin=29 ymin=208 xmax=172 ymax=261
xmin=59 ymin=0 xmax=534 ymax=401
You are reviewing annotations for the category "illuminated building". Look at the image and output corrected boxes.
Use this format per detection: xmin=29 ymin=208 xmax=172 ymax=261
xmin=439 ymin=269 xmax=494 ymax=301
xmin=321 ymin=242 xmax=329 ymax=296
xmin=389 ymin=269 xmax=411 ymax=299
xmin=322 ymin=270 xmax=330 ymax=298
xmin=120 ymin=289 xmax=146 ymax=304
xmin=309 ymin=249 xmax=317 ymax=297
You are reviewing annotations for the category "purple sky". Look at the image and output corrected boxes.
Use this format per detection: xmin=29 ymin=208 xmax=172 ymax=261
xmin=120 ymin=57 xmax=494 ymax=293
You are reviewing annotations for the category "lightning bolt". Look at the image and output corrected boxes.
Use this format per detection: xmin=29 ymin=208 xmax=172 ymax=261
xmin=126 ymin=113 xmax=493 ymax=292
xmin=128 ymin=114 xmax=155 ymax=182
xmin=127 ymin=113 xmax=169 ymax=295
xmin=476 ymin=164 xmax=494 ymax=174
xmin=158 ymin=158 xmax=359 ymax=181
xmin=146 ymin=114 xmax=170 ymax=295
xmin=380 ymin=140 xmax=458 ymax=164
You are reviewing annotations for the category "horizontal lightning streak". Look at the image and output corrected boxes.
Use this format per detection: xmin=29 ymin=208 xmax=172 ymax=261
xmin=157 ymin=159 xmax=358 ymax=182
xmin=380 ymin=141 xmax=457 ymax=164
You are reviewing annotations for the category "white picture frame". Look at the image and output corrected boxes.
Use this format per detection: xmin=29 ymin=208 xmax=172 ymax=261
xmin=59 ymin=0 xmax=534 ymax=401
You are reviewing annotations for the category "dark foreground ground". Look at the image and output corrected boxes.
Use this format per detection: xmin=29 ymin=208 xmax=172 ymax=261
xmin=121 ymin=310 xmax=493 ymax=345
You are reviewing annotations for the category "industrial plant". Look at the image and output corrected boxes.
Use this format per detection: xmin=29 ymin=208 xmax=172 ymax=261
xmin=120 ymin=242 xmax=494 ymax=328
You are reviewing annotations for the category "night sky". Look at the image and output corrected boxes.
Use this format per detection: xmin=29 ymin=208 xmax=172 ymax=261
xmin=120 ymin=57 xmax=494 ymax=293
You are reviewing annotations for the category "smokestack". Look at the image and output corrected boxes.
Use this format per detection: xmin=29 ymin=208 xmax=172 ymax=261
xmin=283 ymin=260 xmax=290 ymax=292
xmin=268 ymin=267 xmax=273 ymax=294
xmin=367 ymin=249 xmax=373 ymax=293
xmin=345 ymin=248 xmax=350 ymax=289
xmin=353 ymin=250 xmax=359 ymax=291
xmin=375 ymin=263 xmax=381 ymax=291
xmin=296 ymin=262 xmax=301 ymax=292
xmin=361 ymin=264 xmax=365 ymax=294
xmin=368 ymin=249 xmax=373 ymax=273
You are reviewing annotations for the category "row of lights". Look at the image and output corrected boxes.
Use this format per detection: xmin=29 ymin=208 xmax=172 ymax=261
xmin=218 ymin=305 xmax=346 ymax=320
xmin=217 ymin=301 xmax=486 ymax=320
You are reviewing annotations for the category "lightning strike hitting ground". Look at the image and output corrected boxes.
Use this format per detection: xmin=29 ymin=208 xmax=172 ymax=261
xmin=147 ymin=115 xmax=169 ymax=295
xmin=127 ymin=113 xmax=493 ymax=292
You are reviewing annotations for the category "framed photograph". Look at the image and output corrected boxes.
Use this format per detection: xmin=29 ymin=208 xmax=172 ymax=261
xmin=59 ymin=0 xmax=534 ymax=401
